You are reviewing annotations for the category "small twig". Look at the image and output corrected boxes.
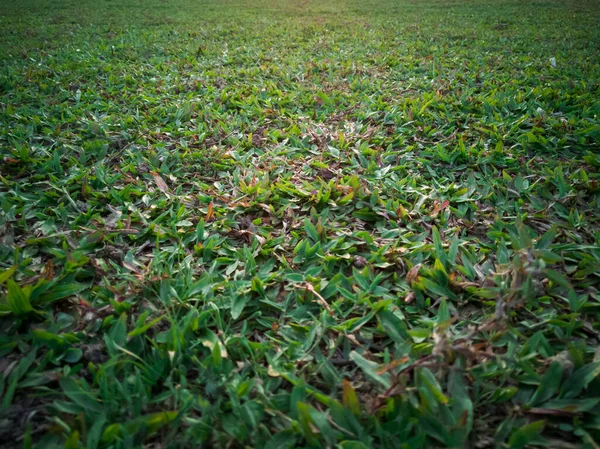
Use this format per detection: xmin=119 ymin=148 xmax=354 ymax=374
xmin=298 ymin=282 xmax=332 ymax=311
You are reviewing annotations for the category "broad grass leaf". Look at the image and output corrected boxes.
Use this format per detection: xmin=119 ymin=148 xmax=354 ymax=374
xmin=330 ymin=400 xmax=366 ymax=438
xmin=377 ymin=309 xmax=409 ymax=343
xmin=349 ymin=351 xmax=391 ymax=389
xmin=0 ymin=267 xmax=16 ymax=285
xmin=87 ymin=413 xmax=106 ymax=449
xmin=342 ymin=379 xmax=360 ymax=416
xmin=231 ymin=294 xmax=249 ymax=319
xmin=528 ymin=362 xmax=563 ymax=406
xmin=212 ymin=340 xmax=222 ymax=367
xmin=421 ymin=277 xmax=457 ymax=300
xmin=1 ymin=349 xmax=36 ymax=410
xmin=290 ymin=381 xmax=306 ymax=418
xmin=416 ymin=367 xmax=448 ymax=407
xmin=127 ymin=316 xmax=164 ymax=338
xmin=296 ymin=402 xmax=317 ymax=444
xmin=560 ymin=362 xmax=600 ymax=399
xmin=437 ymin=298 xmax=450 ymax=323
xmin=6 ymin=280 xmax=33 ymax=316
xmin=59 ymin=377 xmax=103 ymax=413
xmin=539 ymin=398 xmax=599 ymax=413
xmin=198 ymin=329 xmax=228 ymax=358
xmin=339 ymin=441 xmax=370 ymax=449
xmin=508 ymin=420 xmax=545 ymax=449
xmin=448 ymin=367 xmax=473 ymax=437
xmin=544 ymin=269 xmax=571 ymax=289
xmin=308 ymin=404 xmax=336 ymax=444
xmin=264 ymin=430 xmax=297 ymax=449
xmin=127 ymin=411 xmax=178 ymax=435
xmin=64 ymin=348 xmax=83 ymax=363
xmin=35 ymin=282 xmax=88 ymax=305
xmin=432 ymin=226 xmax=447 ymax=268
xmin=109 ymin=313 xmax=127 ymax=347
xmin=304 ymin=218 xmax=320 ymax=242
xmin=101 ymin=424 xmax=122 ymax=444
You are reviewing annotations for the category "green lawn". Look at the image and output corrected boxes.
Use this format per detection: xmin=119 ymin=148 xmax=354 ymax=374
xmin=1 ymin=0 xmax=600 ymax=447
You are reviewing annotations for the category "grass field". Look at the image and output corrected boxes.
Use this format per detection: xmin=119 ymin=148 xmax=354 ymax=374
xmin=1 ymin=0 xmax=600 ymax=447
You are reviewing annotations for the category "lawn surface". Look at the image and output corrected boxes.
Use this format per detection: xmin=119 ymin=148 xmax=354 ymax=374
xmin=1 ymin=0 xmax=600 ymax=447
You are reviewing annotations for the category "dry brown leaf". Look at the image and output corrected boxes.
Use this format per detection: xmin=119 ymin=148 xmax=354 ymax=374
xmin=151 ymin=171 xmax=169 ymax=193
xmin=405 ymin=264 xmax=422 ymax=283
xmin=123 ymin=261 xmax=140 ymax=273
xmin=206 ymin=202 xmax=214 ymax=221
xmin=345 ymin=334 xmax=363 ymax=347
xmin=430 ymin=200 xmax=450 ymax=218
xmin=377 ymin=357 xmax=409 ymax=375
xmin=42 ymin=260 xmax=54 ymax=280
